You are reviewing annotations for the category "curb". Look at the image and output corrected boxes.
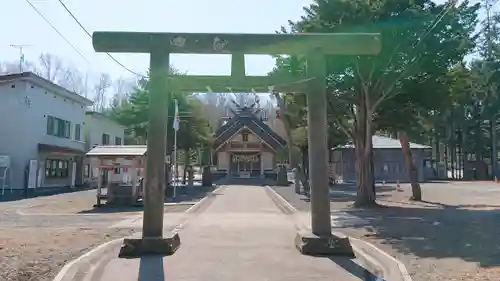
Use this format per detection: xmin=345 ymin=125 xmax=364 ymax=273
xmin=265 ymin=185 xmax=413 ymax=281
xmin=52 ymin=185 xmax=224 ymax=281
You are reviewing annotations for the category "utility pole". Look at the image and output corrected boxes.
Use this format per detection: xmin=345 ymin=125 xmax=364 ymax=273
xmin=10 ymin=44 xmax=31 ymax=73
xmin=483 ymin=0 xmax=498 ymax=180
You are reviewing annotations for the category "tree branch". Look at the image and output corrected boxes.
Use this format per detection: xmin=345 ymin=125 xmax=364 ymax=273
xmin=327 ymin=99 xmax=355 ymax=140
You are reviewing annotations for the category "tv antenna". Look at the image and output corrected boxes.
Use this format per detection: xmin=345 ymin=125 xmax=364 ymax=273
xmin=10 ymin=44 xmax=31 ymax=73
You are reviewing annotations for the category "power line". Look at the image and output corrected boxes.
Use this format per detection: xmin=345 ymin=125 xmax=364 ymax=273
xmin=57 ymin=0 xmax=147 ymax=78
xmin=24 ymin=0 xmax=90 ymax=64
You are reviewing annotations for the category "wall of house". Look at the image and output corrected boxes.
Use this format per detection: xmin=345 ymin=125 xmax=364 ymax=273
xmin=27 ymin=81 xmax=87 ymax=152
xmin=0 ymin=80 xmax=89 ymax=193
xmin=25 ymin=81 xmax=88 ymax=191
xmin=330 ymin=148 xmax=431 ymax=183
xmin=84 ymin=114 xmax=125 ymax=149
xmin=83 ymin=115 xmax=126 ymax=185
xmin=0 ymin=82 xmax=31 ymax=191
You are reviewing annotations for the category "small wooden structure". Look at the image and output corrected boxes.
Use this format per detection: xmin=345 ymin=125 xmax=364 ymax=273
xmin=86 ymin=145 xmax=147 ymax=206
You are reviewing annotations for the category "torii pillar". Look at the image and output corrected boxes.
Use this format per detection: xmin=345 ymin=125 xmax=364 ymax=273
xmin=92 ymin=32 xmax=381 ymax=257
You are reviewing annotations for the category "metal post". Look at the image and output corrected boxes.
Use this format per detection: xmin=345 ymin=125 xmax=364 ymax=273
xmin=142 ymin=51 xmax=170 ymax=238
xmin=492 ymin=116 xmax=497 ymax=180
xmin=306 ymin=51 xmax=332 ymax=236
xmin=173 ymin=119 xmax=178 ymax=201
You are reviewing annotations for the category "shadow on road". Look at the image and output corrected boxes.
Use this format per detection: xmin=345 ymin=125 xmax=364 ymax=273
xmin=345 ymin=201 xmax=500 ymax=269
xmin=138 ymin=256 xmax=165 ymax=281
xmin=328 ymin=257 xmax=387 ymax=280
xmin=273 ymin=185 xmax=500 ymax=270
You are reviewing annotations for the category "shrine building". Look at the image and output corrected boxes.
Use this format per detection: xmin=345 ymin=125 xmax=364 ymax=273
xmin=212 ymin=103 xmax=287 ymax=180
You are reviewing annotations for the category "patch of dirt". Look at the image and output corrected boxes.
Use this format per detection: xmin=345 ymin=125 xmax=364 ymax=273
xmin=0 ymin=227 xmax=139 ymax=281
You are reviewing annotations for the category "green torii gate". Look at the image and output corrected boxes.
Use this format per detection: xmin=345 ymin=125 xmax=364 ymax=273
xmin=92 ymin=32 xmax=381 ymax=257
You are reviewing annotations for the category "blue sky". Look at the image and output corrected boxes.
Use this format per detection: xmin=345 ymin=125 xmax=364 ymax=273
xmin=1 ymin=0 xmax=314 ymax=82
xmin=0 ymin=0 xmax=484 ymax=91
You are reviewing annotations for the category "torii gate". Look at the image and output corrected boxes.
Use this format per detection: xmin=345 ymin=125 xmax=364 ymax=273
xmin=92 ymin=31 xmax=381 ymax=257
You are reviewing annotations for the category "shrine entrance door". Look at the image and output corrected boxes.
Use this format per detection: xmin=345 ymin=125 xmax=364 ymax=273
xmin=229 ymin=152 xmax=261 ymax=178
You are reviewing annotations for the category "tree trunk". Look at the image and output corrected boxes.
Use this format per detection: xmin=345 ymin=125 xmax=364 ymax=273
xmin=353 ymin=91 xmax=376 ymax=207
xmin=274 ymin=93 xmax=309 ymax=193
xmin=462 ymin=122 xmax=469 ymax=180
xmin=354 ymin=144 xmax=376 ymax=207
xmin=491 ymin=117 xmax=497 ymax=180
xmin=398 ymin=131 xmax=422 ymax=201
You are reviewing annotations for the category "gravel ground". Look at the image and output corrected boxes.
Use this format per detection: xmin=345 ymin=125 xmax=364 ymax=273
xmin=8 ymin=186 xmax=216 ymax=215
xmin=273 ymin=182 xmax=500 ymax=281
xmin=0 ymin=185 xmax=216 ymax=281
xmin=0 ymin=227 xmax=139 ymax=281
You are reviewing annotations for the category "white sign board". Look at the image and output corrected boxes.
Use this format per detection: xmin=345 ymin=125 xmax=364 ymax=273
xmin=71 ymin=162 xmax=77 ymax=188
xmin=27 ymin=160 xmax=38 ymax=189
xmin=0 ymin=156 xmax=10 ymax=168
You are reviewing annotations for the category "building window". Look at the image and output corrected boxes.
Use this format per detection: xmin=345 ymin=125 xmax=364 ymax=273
xmin=84 ymin=164 xmax=90 ymax=177
xmin=75 ymin=124 xmax=81 ymax=141
xmin=47 ymin=116 xmax=55 ymax=135
xmin=47 ymin=116 xmax=71 ymax=139
xmin=45 ymin=159 xmax=69 ymax=178
xmin=115 ymin=137 xmax=122 ymax=145
xmin=114 ymin=168 xmax=121 ymax=174
xmin=242 ymin=132 xmax=249 ymax=142
xmin=102 ymin=134 xmax=110 ymax=145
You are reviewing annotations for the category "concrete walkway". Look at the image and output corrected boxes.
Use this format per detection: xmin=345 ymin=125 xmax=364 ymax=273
xmin=83 ymin=185 xmax=366 ymax=281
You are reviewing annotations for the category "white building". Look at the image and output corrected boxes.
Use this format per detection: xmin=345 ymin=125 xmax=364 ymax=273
xmin=83 ymin=111 xmax=126 ymax=185
xmin=0 ymin=72 xmax=93 ymax=198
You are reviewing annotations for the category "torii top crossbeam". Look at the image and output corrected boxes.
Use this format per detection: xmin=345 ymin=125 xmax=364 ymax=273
xmin=92 ymin=32 xmax=381 ymax=55
xmin=92 ymin=32 xmax=381 ymax=93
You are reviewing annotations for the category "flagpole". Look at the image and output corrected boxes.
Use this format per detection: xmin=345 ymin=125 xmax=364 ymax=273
xmin=172 ymin=99 xmax=179 ymax=201
xmin=173 ymin=126 xmax=177 ymax=200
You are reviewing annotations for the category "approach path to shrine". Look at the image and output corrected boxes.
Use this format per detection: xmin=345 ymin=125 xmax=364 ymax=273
xmin=56 ymin=185 xmax=369 ymax=281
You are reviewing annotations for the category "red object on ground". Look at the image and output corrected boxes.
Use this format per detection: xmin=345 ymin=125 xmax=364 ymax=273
xmin=396 ymin=181 xmax=403 ymax=192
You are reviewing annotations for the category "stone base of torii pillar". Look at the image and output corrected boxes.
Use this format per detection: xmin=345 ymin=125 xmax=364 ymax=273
xmin=118 ymin=233 xmax=181 ymax=258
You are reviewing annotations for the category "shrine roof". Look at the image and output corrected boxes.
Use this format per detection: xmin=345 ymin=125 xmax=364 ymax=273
xmin=214 ymin=107 xmax=286 ymax=151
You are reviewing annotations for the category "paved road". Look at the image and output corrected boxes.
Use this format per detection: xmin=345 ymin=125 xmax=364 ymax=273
xmin=79 ymin=185 xmax=369 ymax=281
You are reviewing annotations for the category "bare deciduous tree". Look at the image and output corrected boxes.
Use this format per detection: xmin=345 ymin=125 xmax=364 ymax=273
xmin=110 ymin=77 xmax=133 ymax=108
xmin=58 ymin=66 xmax=92 ymax=97
xmin=37 ymin=53 xmax=64 ymax=82
xmin=93 ymin=73 xmax=111 ymax=112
